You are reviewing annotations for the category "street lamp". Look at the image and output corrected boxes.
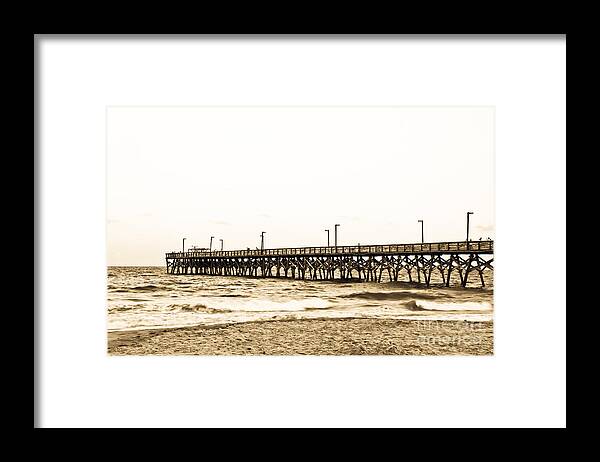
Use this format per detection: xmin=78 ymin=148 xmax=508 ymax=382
xmin=466 ymin=212 xmax=474 ymax=248
xmin=220 ymin=239 xmax=223 ymax=251
xmin=182 ymin=237 xmax=187 ymax=253
xmin=260 ymin=231 xmax=266 ymax=252
xmin=334 ymin=224 xmax=340 ymax=249
xmin=209 ymin=236 xmax=214 ymax=253
xmin=418 ymin=219 xmax=424 ymax=244
xmin=324 ymin=229 xmax=330 ymax=247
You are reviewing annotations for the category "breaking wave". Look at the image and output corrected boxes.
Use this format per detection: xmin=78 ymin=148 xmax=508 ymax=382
xmin=340 ymin=291 xmax=449 ymax=301
xmin=170 ymin=304 xmax=232 ymax=314
xmin=403 ymin=300 xmax=427 ymax=311
xmin=130 ymin=284 xmax=162 ymax=291
xmin=112 ymin=284 xmax=165 ymax=293
xmin=403 ymin=300 xmax=493 ymax=312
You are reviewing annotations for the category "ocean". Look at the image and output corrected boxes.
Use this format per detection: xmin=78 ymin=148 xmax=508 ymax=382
xmin=107 ymin=266 xmax=493 ymax=332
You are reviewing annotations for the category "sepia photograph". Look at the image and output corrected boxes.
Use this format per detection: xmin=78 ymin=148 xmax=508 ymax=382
xmin=107 ymin=106 xmax=495 ymax=355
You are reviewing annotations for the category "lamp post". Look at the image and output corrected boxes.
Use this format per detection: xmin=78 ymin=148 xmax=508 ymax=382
xmin=220 ymin=239 xmax=223 ymax=251
xmin=260 ymin=231 xmax=266 ymax=253
xmin=325 ymin=229 xmax=330 ymax=247
xmin=209 ymin=236 xmax=214 ymax=253
xmin=466 ymin=212 xmax=474 ymax=249
xmin=182 ymin=237 xmax=186 ymax=253
xmin=418 ymin=219 xmax=424 ymax=244
xmin=334 ymin=224 xmax=340 ymax=249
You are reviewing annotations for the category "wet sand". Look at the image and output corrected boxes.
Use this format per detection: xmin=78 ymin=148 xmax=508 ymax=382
xmin=108 ymin=318 xmax=493 ymax=355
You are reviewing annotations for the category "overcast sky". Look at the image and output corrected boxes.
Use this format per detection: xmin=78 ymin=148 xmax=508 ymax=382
xmin=107 ymin=106 xmax=494 ymax=266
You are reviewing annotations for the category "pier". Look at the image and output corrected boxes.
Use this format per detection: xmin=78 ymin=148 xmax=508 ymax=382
xmin=165 ymin=240 xmax=494 ymax=287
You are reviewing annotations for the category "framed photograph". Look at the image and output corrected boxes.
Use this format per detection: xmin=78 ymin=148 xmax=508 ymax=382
xmin=35 ymin=35 xmax=566 ymax=428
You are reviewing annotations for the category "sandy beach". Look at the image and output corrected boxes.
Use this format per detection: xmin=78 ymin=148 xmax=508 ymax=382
xmin=108 ymin=318 xmax=493 ymax=355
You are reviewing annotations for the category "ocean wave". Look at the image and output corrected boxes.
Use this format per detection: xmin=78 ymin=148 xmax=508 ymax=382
xmin=169 ymin=304 xmax=232 ymax=314
xmin=403 ymin=300 xmax=428 ymax=311
xmin=108 ymin=305 xmax=139 ymax=313
xmin=403 ymin=300 xmax=493 ymax=312
xmin=131 ymin=284 xmax=162 ymax=291
xmin=340 ymin=291 xmax=448 ymax=301
xmin=182 ymin=297 xmax=332 ymax=313
xmin=109 ymin=284 xmax=168 ymax=293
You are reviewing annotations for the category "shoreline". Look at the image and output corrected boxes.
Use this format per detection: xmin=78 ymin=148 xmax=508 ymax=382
xmin=108 ymin=317 xmax=493 ymax=356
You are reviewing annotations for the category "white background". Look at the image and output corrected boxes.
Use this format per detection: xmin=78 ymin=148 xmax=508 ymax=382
xmin=37 ymin=36 xmax=566 ymax=428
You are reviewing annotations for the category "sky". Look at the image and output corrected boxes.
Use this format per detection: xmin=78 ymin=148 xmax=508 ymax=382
xmin=107 ymin=106 xmax=494 ymax=266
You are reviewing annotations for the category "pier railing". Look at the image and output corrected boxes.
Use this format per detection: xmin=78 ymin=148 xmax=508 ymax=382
xmin=166 ymin=240 xmax=493 ymax=259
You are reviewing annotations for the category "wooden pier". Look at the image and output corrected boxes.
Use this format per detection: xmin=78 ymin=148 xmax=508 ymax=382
xmin=165 ymin=240 xmax=493 ymax=287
